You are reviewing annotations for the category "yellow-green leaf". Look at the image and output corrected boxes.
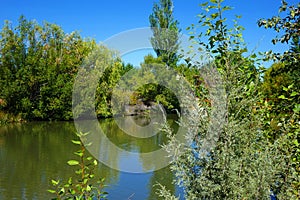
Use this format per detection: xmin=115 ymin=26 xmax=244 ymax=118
xmin=47 ymin=189 xmax=56 ymax=194
xmin=278 ymin=95 xmax=287 ymax=99
xmin=67 ymin=160 xmax=79 ymax=166
xmin=51 ymin=179 xmax=59 ymax=186
xmin=71 ymin=140 xmax=81 ymax=145
xmin=291 ymin=91 xmax=298 ymax=97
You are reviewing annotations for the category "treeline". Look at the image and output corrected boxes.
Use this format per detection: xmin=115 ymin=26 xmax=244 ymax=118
xmin=0 ymin=16 xmax=133 ymax=121
xmin=0 ymin=15 xmax=197 ymax=121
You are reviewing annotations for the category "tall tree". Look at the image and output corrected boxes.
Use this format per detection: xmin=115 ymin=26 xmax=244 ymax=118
xmin=157 ymin=0 xmax=282 ymax=199
xmin=149 ymin=0 xmax=180 ymax=67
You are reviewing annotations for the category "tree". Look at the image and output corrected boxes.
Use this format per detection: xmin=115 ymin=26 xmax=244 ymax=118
xmin=95 ymin=60 xmax=133 ymax=118
xmin=149 ymin=0 xmax=180 ymax=67
xmin=72 ymin=44 xmax=133 ymax=119
xmin=0 ymin=16 xmax=131 ymax=121
xmin=138 ymin=55 xmax=179 ymax=110
xmin=258 ymin=1 xmax=300 ymax=197
xmin=258 ymin=1 xmax=300 ymax=115
xmin=158 ymin=0 xmax=283 ymax=199
xmin=0 ymin=16 xmax=95 ymax=120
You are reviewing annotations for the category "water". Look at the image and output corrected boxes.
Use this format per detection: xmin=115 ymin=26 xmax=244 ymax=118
xmin=0 ymin=116 xmax=182 ymax=199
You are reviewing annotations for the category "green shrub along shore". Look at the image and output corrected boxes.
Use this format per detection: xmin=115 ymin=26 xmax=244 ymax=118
xmin=1 ymin=0 xmax=299 ymax=199
xmin=0 ymin=111 xmax=24 ymax=125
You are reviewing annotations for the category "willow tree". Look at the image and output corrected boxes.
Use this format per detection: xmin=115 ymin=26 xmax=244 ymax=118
xmin=149 ymin=0 xmax=180 ymax=67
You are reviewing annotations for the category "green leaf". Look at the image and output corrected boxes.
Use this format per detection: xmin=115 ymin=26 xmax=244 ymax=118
xmin=59 ymin=187 xmax=65 ymax=195
xmin=51 ymin=179 xmax=59 ymax=186
xmin=76 ymin=169 xmax=83 ymax=174
xmin=291 ymin=10 xmax=295 ymax=18
xmin=291 ymin=91 xmax=298 ymax=97
xmin=288 ymin=84 xmax=294 ymax=89
xmin=86 ymin=156 xmax=93 ymax=161
xmin=72 ymin=140 xmax=81 ymax=145
xmin=222 ymin=6 xmax=231 ymax=11
xmin=211 ymin=13 xmax=219 ymax=19
xmin=293 ymin=104 xmax=300 ymax=113
xmin=68 ymin=177 xmax=72 ymax=184
xmin=67 ymin=160 xmax=79 ymax=166
xmin=293 ymin=139 xmax=299 ymax=146
xmin=200 ymin=2 xmax=208 ymax=7
xmin=47 ymin=189 xmax=56 ymax=194
xmin=278 ymin=95 xmax=287 ymax=99
xmin=85 ymin=142 xmax=92 ymax=146
xmin=206 ymin=29 xmax=211 ymax=35
xmin=87 ymin=185 xmax=91 ymax=191
xmin=74 ymin=151 xmax=84 ymax=157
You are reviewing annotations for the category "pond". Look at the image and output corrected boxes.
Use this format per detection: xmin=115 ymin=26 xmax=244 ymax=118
xmin=0 ymin=115 xmax=183 ymax=199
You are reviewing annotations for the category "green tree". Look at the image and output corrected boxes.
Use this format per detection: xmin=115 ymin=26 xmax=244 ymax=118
xmin=0 ymin=16 xmax=94 ymax=120
xmin=258 ymin=1 xmax=300 ymax=197
xmin=258 ymin=0 xmax=300 ymax=116
xmin=72 ymin=44 xmax=133 ymax=119
xmin=0 ymin=16 xmax=130 ymax=121
xmin=138 ymin=55 xmax=179 ymax=110
xmin=110 ymin=55 xmax=180 ymax=114
xmin=96 ymin=60 xmax=133 ymax=118
xmin=158 ymin=0 xmax=282 ymax=199
xmin=261 ymin=62 xmax=298 ymax=117
xmin=149 ymin=0 xmax=180 ymax=67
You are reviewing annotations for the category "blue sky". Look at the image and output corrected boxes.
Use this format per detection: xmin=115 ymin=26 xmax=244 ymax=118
xmin=0 ymin=0 xmax=297 ymax=66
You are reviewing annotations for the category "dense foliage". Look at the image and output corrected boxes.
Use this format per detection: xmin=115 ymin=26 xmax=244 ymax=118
xmin=0 ymin=16 xmax=132 ymax=121
xmin=258 ymin=0 xmax=300 ymax=197
xmin=157 ymin=0 xmax=299 ymax=199
xmin=0 ymin=16 xmax=94 ymax=120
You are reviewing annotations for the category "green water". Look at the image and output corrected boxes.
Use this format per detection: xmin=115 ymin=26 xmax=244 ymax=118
xmin=0 ymin=116 xmax=181 ymax=199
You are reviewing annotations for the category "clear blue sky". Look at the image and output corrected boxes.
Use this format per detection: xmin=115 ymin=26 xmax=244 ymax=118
xmin=0 ymin=0 xmax=297 ymax=66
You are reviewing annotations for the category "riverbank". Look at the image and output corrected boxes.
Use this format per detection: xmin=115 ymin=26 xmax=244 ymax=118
xmin=0 ymin=100 xmax=173 ymax=126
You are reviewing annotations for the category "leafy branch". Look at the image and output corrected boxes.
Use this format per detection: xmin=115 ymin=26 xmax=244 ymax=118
xmin=48 ymin=132 xmax=108 ymax=200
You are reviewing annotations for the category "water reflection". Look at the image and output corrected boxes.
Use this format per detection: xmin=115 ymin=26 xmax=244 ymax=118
xmin=74 ymin=115 xmax=178 ymax=172
xmin=0 ymin=116 xmax=180 ymax=199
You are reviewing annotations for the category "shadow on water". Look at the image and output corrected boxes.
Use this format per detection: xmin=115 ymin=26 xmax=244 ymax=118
xmin=0 ymin=115 xmax=182 ymax=199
